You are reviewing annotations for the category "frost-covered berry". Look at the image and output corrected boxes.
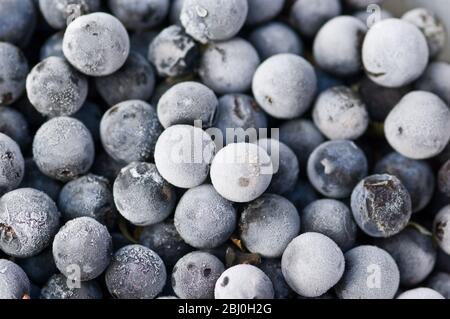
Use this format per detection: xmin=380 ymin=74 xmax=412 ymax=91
xmin=258 ymin=139 xmax=299 ymax=195
xmin=0 ymin=133 xmax=24 ymax=196
xmin=20 ymin=159 xmax=61 ymax=201
xmin=313 ymin=16 xmax=367 ymax=77
xmin=108 ymin=0 xmax=170 ymax=31
xmin=40 ymin=274 xmax=102 ymax=299
xmin=154 ymin=125 xmax=215 ymax=188
xmin=285 ymin=179 xmax=320 ymax=211
xmin=302 ymin=199 xmax=357 ymax=252
xmin=63 ymin=12 xmax=130 ymax=76
xmin=113 ymin=162 xmax=176 ymax=226
xmin=210 ymin=143 xmax=272 ymax=203
xmin=0 ymin=42 xmax=29 ymax=106
xmin=281 ymin=233 xmax=345 ymax=297
xmin=313 ymin=86 xmax=369 ymax=140
xmin=258 ymin=259 xmax=292 ymax=299
xmin=175 ymin=184 xmax=236 ymax=249
xmin=26 ymin=57 xmax=88 ymax=117
xmin=362 ymin=18 xmax=429 ymax=88
xmin=58 ymin=174 xmax=116 ymax=226
xmin=307 ymin=140 xmax=368 ymax=199
xmin=17 ymin=248 xmax=57 ymax=286
xmin=149 ymin=25 xmax=199 ymax=78
xmin=0 ymin=106 xmax=30 ymax=151
xmin=53 ymin=217 xmax=112 ymax=281
xmin=33 ymin=117 xmax=95 ymax=182
xmin=0 ymin=0 xmax=36 ymax=46
xmin=157 ymin=82 xmax=217 ymax=129
xmin=351 ymin=174 xmax=412 ymax=238
xmin=39 ymin=0 xmax=101 ymax=29
xmin=172 ymin=251 xmax=224 ymax=299
xmin=434 ymin=205 xmax=450 ymax=255
xmin=239 ymin=194 xmax=300 ymax=258
xmin=335 ymin=245 xmax=399 ymax=299
xmin=105 ymin=245 xmax=167 ymax=299
xmin=397 ymin=288 xmax=444 ymax=299
xmin=374 ymin=152 xmax=435 ymax=213
xmin=130 ymin=30 xmax=158 ymax=57
xmin=0 ymin=259 xmax=30 ymax=299
xmin=180 ymin=0 xmax=248 ymax=44
xmin=402 ymin=8 xmax=446 ymax=58
xmin=199 ymin=38 xmax=260 ymax=94
xmin=249 ymin=22 xmax=303 ymax=60
xmin=40 ymin=32 xmax=65 ymax=60
xmin=439 ymin=160 xmax=450 ymax=197
xmin=246 ymin=0 xmax=284 ymax=25
xmin=0 ymin=188 xmax=60 ymax=258
xmin=290 ymin=0 xmax=341 ymax=38
xmin=427 ymin=272 xmax=450 ymax=299
xmin=100 ymin=100 xmax=162 ymax=164
xmin=215 ymin=264 xmax=274 ymax=299
xmin=253 ymin=54 xmax=317 ymax=119
xmin=416 ymin=62 xmax=450 ymax=106
xmin=384 ymin=91 xmax=450 ymax=160
xmin=95 ymin=52 xmax=155 ymax=107
xmin=375 ymin=227 xmax=436 ymax=287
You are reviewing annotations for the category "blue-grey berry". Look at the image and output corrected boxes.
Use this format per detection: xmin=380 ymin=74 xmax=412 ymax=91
xmin=0 ymin=42 xmax=29 ymax=106
xmin=427 ymin=272 xmax=450 ymax=299
xmin=170 ymin=0 xmax=185 ymax=25
xmin=20 ymin=159 xmax=61 ymax=201
xmin=40 ymin=273 xmax=102 ymax=299
xmin=39 ymin=0 xmax=101 ymax=29
xmin=40 ymin=32 xmax=65 ymax=60
xmin=258 ymin=259 xmax=293 ymax=299
xmin=246 ymin=0 xmax=284 ymax=25
xmin=344 ymin=0 xmax=383 ymax=9
xmin=17 ymin=248 xmax=57 ymax=285
xmin=0 ymin=133 xmax=24 ymax=196
xmin=434 ymin=205 xmax=450 ymax=255
xmin=397 ymin=288 xmax=444 ymax=299
xmin=0 ymin=0 xmax=36 ymax=47
xmin=130 ymin=30 xmax=158 ymax=57
xmin=0 ymin=259 xmax=30 ymax=299
xmin=0 ymin=106 xmax=30 ymax=151
xmin=416 ymin=62 xmax=450 ymax=106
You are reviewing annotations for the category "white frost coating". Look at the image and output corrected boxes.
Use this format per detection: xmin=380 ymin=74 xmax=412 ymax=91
xmin=397 ymin=288 xmax=444 ymax=299
xmin=362 ymin=18 xmax=429 ymax=88
xmin=385 ymin=91 xmax=450 ymax=160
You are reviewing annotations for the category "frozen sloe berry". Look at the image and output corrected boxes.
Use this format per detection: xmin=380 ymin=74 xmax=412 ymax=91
xmin=0 ymin=0 xmax=36 ymax=47
xmin=246 ymin=0 xmax=284 ymax=25
xmin=17 ymin=248 xmax=57 ymax=286
xmin=95 ymin=52 xmax=155 ymax=107
xmin=33 ymin=117 xmax=95 ymax=181
xmin=302 ymin=199 xmax=357 ymax=252
xmin=170 ymin=0 xmax=185 ymax=25
xmin=12 ymin=96 xmax=46 ymax=132
xmin=58 ymin=174 xmax=116 ymax=226
xmin=351 ymin=174 xmax=412 ymax=238
xmin=39 ymin=0 xmax=101 ymax=29
xmin=210 ymin=143 xmax=272 ymax=203
xmin=286 ymin=179 xmax=320 ymax=211
xmin=108 ymin=0 xmax=169 ymax=31
xmin=0 ymin=106 xmax=30 ymax=150
xmin=0 ymin=188 xmax=60 ymax=258
xmin=434 ymin=205 xmax=450 ymax=255
xmin=335 ymin=245 xmax=399 ymax=299
xmin=215 ymin=264 xmax=274 ymax=299
xmin=314 ymin=16 xmax=367 ymax=77
xmin=439 ymin=160 xmax=450 ymax=197
xmin=180 ymin=0 xmax=248 ymax=44
xmin=20 ymin=159 xmax=61 ymax=201
xmin=258 ymin=259 xmax=292 ymax=299
xmin=358 ymin=76 xmax=410 ymax=122
xmin=100 ymin=100 xmax=162 ymax=164
xmin=40 ymin=32 xmax=65 ymax=60
xmin=281 ymin=232 xmax=345 ymax=298
xmin=172 ymin=251 xmax=225 ymax=299
xmin=154 ymin=125 xmax=215 ymax=188
xmin=175 ymin=184 xmax=236 ymax=249
xmin=0 ymin=133 xmax=24 ymax=196
xmin=402 ymin=8 xmax=446 ymax=59
xmin=313 ymin=86 xmax=369 ymax=140
xmin=26 ymin=57 xmax=88 ymax=117
xmin=91 ymin=151 xmax=124 ymax=184
xmin=149 ymin=25 xmax=199 ymax=78
xmin=252 ymin=54 xmax=317 ymax=119
xmin=258 ymin=138 xmax=299 ymax=195
xmin=239 ymin=194 xmax=300 ymax=258
xmin=199 ymin=38 xmax=260 ymax=94
xmin=374 ymin=227 xmax=437 ymax=287
xmin=40 ymin=274 xmax=102 ymax=299
xmin=290 ymin=0 xmax=341 ymax=38
xmin=130 ymin=30 xmax=158 ymax=57
xmin=113 ymin=162 xmax=176 ymax=226
xmin=63 ymin=12 xmax=130 ymax=76
xmin=316 ymin=68 xmax=344 ymax=94
xmin=384 ymin=91 xmax=450 ymax=160
xmin=374 ymin=152 xmax=435 ymax=213
xmin=397 ymin=288 xmax=444 ymax=299
xmin=139 ymin=220 xmax=193 ymax=269
xmin=362 ymin=18 xmax=429 ymax=88
xmin=307 ymin=140 xmax=368 ymax=199
xmin=53 ymin=217 xmax=112 ymax=281
xmin=416 ymin=62 xmax=450 ymax=106
xmin=105 ymin=244 xmax=167 ymax=299
xmin=215 ymin=94 xmax=268 ymax=145
xmin=0 ymin=42 xmax=29 ymax=106
xmin=72 ymin=101 xmax=102 ymax=143
xmin=157 ymin=82 xmax=218 ymax=129
xmin=249 ymin=22 xmax=303 ymax=61
xmin=0 ymin=259 xmax=30 ymax=299
xmin=344 ymin=0 xmax=383 ymax=9
xmin=427 ymin=272 xmax=450 ymax=299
